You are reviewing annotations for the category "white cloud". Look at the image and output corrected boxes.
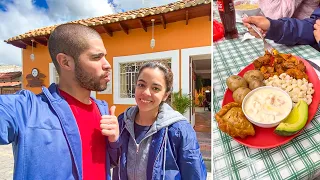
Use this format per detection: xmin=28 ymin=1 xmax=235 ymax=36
xmin=46 ymin=0 xmax=115 ymax=22
xmin=0 ymin=0 xmax=115 ymax=66
xmin=113 ymin=0 xmax=179 ymax=11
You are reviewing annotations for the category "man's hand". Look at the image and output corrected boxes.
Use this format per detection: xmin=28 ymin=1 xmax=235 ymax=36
xmin=100 ymin=106 xmax=119 ymax=143
xmin=242 ymin=16 xmax=271 ymax=38
xmin=314 ymin=19 xmax=320 ymax=43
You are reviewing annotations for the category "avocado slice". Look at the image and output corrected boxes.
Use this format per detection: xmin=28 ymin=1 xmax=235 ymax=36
xmin=274 ymin=100 xmax=308 ymax=136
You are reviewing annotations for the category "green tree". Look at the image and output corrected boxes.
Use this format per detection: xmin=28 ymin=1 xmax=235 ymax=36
xmin=195 ymin=75 xmax=203 ymax=93
xmin=198 ymin=93 xmax=204 ymax=107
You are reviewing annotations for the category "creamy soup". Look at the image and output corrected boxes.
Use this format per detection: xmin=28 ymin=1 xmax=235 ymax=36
xmin=244 ymin=88 xmax=292 ymax=123
xmin=235 ymin=4 xmax=259 ymax=10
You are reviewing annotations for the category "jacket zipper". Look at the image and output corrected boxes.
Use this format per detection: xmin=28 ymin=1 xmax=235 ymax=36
xmin=118 ymin=126 xmax=126 ymax=180
xmin=127 ymin=129 xmax=139 ymax=180
xmin=125 ymin=123 xmax=157 ymax=180
xmin=135 ymin=144 xmax=140 ymax=180
xmin=118 ymin=153 xmax=121 ymax=180
xmin=136 ymin=144 xmax=140 ymax=153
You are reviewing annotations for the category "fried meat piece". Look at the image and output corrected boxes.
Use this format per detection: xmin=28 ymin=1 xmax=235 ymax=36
xmin=267 ymin=66 xmax=275 ymax=73
xmin=296 ymin=62 xmax=306 ymax=72
xmin=286 ymin=69 xmax=309 ymax=80
xmin=282 ymin=61 xmax=296 ymax=69
xmin=253 ymin=59 xmax=263 ymax=69
xmin=260 ymin=66 xmax=268 ymax=74
xmin=275 ymin=64 xmax=285 ymax=74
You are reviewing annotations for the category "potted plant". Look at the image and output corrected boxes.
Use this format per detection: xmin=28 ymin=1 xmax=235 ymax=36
xmin=171 ymin=90 xmax=193 ymax=115
xmin=195 ymin=75 xmax=204 ymax=93
xmin=197 ymin=93 xmax=204 ymax=107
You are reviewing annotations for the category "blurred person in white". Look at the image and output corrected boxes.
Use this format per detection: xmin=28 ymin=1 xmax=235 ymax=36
xmin=258 ymin=0 xmax=319 ymax=19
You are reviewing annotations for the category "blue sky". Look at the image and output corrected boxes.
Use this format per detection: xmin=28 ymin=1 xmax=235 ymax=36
xmin=0 ymin=0 xmax=119 ymax=13
xmin=0 ymin=0 xmax=177 ymax=65
xmin=0 ymin=0 xmax=47 ymax=10
xmin=33 ymin=0 xmax=49 ymax=9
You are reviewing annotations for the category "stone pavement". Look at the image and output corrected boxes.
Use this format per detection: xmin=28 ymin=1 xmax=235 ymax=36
xmin=207 ymin=172 xmax=212 ymax=180
xmin=0 ymin=145 xmax=14 ymax=180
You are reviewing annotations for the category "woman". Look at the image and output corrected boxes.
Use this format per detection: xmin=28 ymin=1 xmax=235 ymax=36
xmin=258 ymin=0 xmax=319 ymax=20
xmin=110 ymin=62 xmax=207 ymax=180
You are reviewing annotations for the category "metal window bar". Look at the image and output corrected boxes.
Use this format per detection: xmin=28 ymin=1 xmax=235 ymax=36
xmin=119 ymin=59 xmax=171 ymax=99
xmin=55 ymin=70 xmax=60 ymax=84
xmin=52 ymin=66 xmax=60 ymax=84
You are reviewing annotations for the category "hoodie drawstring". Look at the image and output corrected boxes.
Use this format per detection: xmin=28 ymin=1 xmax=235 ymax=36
xmin=162 ymin=127 xmax=168 ymax=180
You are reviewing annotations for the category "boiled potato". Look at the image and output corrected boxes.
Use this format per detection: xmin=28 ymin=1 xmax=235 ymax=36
xmin=226 ymin=75 xmax=248 ymax=92
xmin=244 ymin=70 xmax=264 ymax=83
xmin=233 ymin=87 xmax=251 ymax=104
xmin=249 ymin=80 xmax=264 ymax=90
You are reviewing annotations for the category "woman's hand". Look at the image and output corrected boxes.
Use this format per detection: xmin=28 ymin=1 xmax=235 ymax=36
xmin=314 ymin=19 xmax=320 ymax=43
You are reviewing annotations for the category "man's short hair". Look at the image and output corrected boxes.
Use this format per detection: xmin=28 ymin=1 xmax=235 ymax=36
xmin=48 ymin=23 xmax=102 ymax=74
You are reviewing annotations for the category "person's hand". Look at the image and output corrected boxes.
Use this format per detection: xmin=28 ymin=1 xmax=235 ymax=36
xmin=314 ymin=19 xmax=320 ymax=43
xmin=242 ymin=16 xmax=271 ymax=38
xmin=100 ymin=106 xmax=119 ymax=142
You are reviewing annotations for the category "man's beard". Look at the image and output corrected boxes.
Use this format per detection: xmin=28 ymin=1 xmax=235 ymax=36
xmin=74 ymin=62 xmax=108 ymax=91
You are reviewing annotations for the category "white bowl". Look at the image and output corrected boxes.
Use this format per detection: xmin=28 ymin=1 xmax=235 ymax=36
xmin=242 ymin=86 xmax=292 ymax=128
xmin=234 ymin=2 xmax=261 ymax=17
xmin=236 ymin=7 xmax=261 ymax=17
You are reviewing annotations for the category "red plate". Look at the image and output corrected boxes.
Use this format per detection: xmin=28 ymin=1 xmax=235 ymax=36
xmin=222 ymin=56 xmax=320 ymax=149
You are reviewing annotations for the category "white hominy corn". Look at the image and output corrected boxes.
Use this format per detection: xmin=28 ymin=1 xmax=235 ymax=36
xmin=301 ymin=85 xmax=307 ymax=91
xmin=286 ymin=86 xmax=293 ymax=92
xmin=292 ymin=79 xmax=297 ymax=84
xmin=303 ymin=78 xmax=308 ymax=83
xmin=280 ymin=73 xmax=286 ymax=79
xmin=285 ymin=75 xmax=291 ymax=80
xmin=307 ymin=89 xmax=314 ymax=95
xmin=307 ymin=98 xmax=312 ymax=105
xmin=266 ymin=73 xmax=314 ymax=105
xmin=281 ymin=84 xmax=287 ymax=89
xmin=292 ymin=87 xmax=300 ymax=94
xmin=298 ymin=91 xmax=305 ymax=98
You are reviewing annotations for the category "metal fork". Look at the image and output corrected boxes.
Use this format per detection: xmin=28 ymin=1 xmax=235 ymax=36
xmin=242 ymin=13 xmax=274 ymax=54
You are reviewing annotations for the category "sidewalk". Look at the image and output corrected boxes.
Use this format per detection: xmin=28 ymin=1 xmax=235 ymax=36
xmin=194 ymin=107 xmax=212 ymax=179
xmin=1 ymin=144 xmax=213 ymax=180
xmin=194 ymin=107 xmax=211 ymax=160
xmin=0 ymin=145 xmax=13 ymax=180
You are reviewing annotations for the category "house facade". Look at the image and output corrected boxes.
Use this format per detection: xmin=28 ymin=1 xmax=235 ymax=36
xmin=5 ymin=0 xmax=211 ymax=125
xmin=0 ymin=65 xmax=22 ymax=94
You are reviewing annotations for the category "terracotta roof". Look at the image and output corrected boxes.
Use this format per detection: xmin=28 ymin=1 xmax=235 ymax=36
xmin=0 ymin=65 xmax=22 ymax=73
xmin=0 ymin=72 xmax=22 ymax=80
xmin=0 ymin=82 xmax=21 ymax=87
xmin=5 ymin=0 xmax=210 ymax=43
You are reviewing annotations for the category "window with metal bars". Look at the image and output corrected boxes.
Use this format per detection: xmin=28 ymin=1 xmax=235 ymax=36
xmin=54 ymin=68 xmax=59 ymax=84
xmin=119 ymin=59 xmax=171 ymax=99
xmin=49 ymin=63 xmax=60 ymax=84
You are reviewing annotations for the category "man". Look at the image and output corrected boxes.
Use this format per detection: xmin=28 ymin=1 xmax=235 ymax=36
xmin=242 ymin=8 xmax=320 ymax=50
xmin=0 ymin=23 xmax=120 ymax=180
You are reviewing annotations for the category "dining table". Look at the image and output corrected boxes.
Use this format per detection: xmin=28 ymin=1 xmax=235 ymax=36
xmin=212 ymin=2 xmax=320 ymax=180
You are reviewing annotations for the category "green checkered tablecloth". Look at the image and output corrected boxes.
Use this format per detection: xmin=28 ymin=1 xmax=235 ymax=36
xmin=212 ymin=3 xmax=320 ymax=180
